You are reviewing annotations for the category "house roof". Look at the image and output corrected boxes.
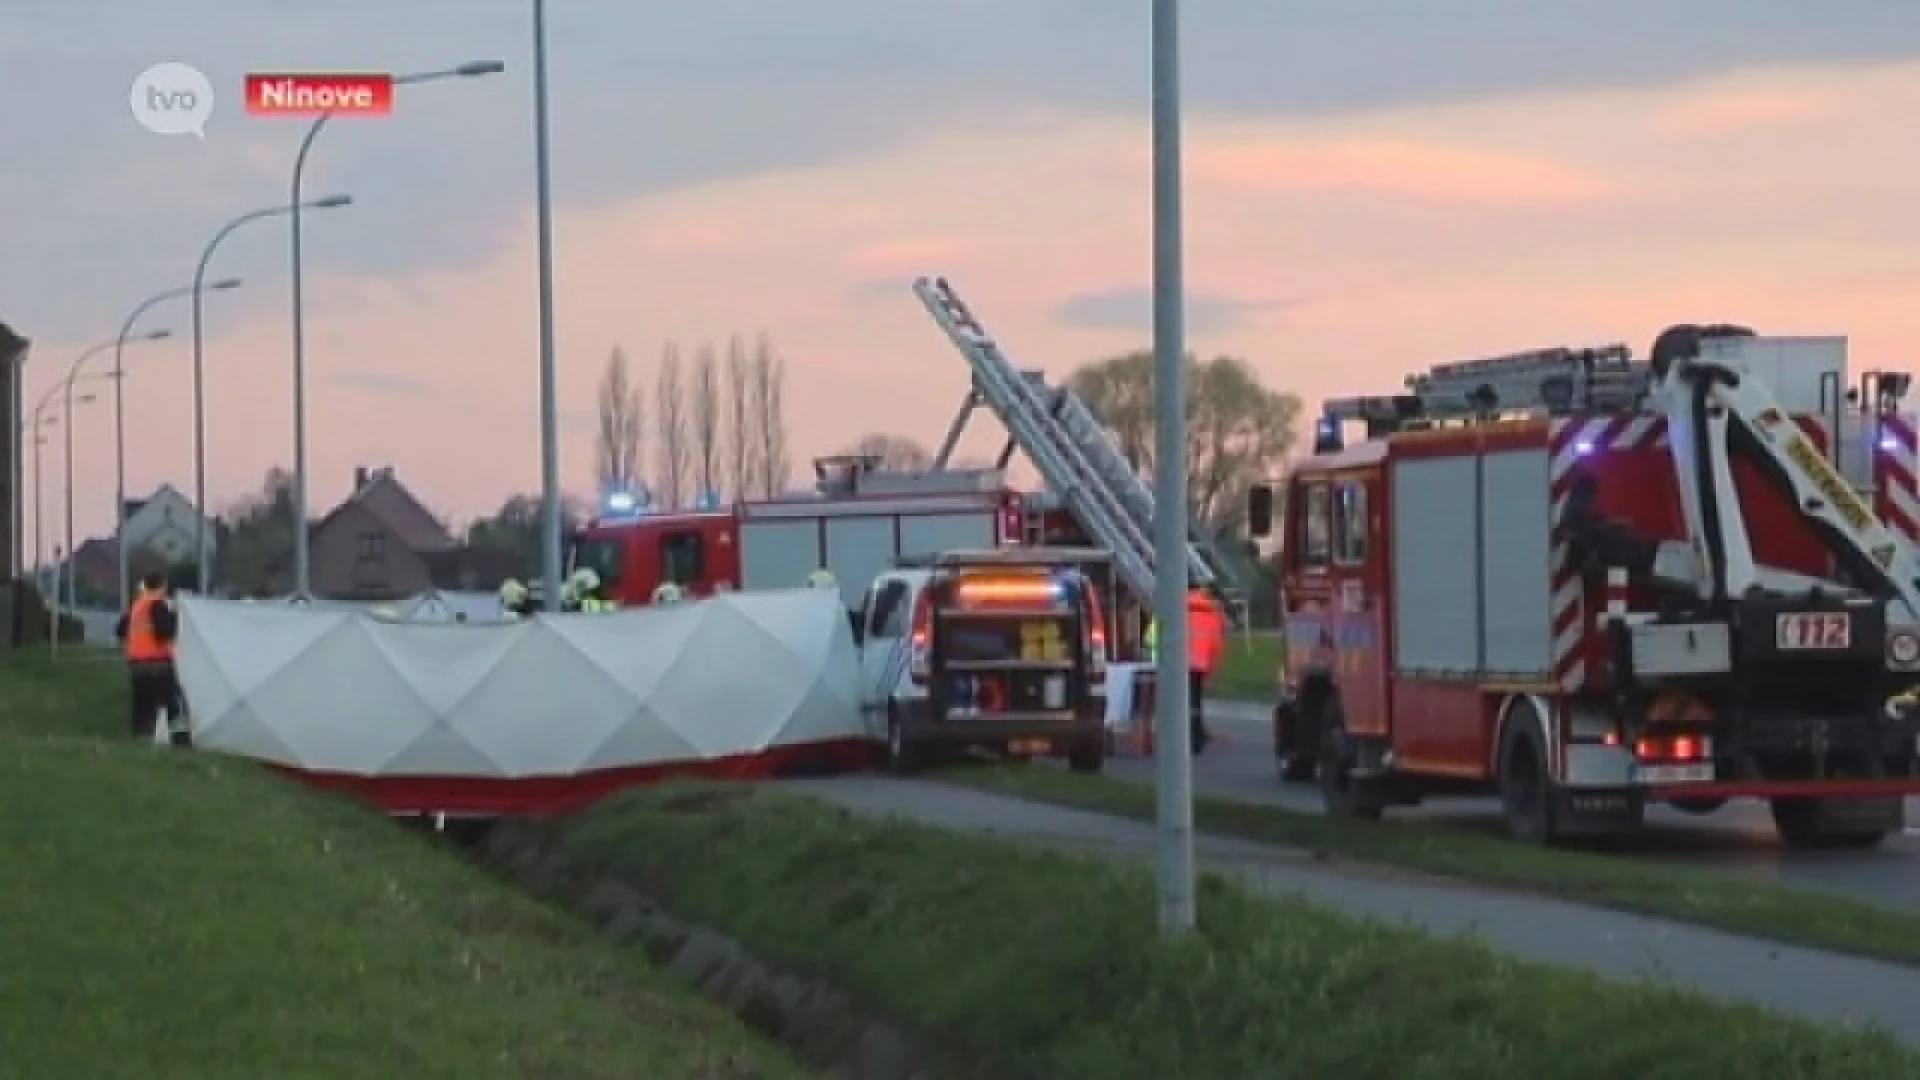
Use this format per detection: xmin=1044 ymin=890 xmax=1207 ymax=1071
xmin=314 ymin=467 xmax=456 ymax=552
xmin=123 ymin=483 xmax=198 ymax=521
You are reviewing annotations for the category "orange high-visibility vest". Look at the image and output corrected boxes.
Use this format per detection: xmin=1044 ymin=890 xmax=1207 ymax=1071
xmin=1186 ymin=589 xmax=1226 ymax=674
xmin=124 ymin=591 xmax=174 ymax=662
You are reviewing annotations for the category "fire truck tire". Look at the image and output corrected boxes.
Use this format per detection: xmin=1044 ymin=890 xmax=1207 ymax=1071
xmin=1316 ymin=696 xmax=1382 ymax=820
xmin=1767 ymin=798 xmax=1890 ymax=850
xmin=1496 ymin=713 xmax=1561 ymax=845
xmin=884 ymin=703 xmax=922 ymax=776
xmin=1067 ymin=740 xmax=1106 ymax=775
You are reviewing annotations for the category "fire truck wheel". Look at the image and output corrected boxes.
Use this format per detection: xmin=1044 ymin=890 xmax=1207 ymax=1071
xmin=1768 ymin=798 xmax=1890 ymax=850
xmin=1316 ymin=697 xmax=1382 ymax=820
xmin=1497 ymin=714 xmax=1561 ymax=845
xmin=1067 ymin=740 xmax=1106 ymax=775
xmin=885 ymin=704 xmax=922 ymax=775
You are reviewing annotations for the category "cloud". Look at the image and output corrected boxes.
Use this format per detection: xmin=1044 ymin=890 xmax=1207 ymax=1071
xmin=8 ymin=0 xmax=1920 ymax=350
xmin=19 ymin=56 xmax=1920 ymax=544
xmin=1186 ymin=140 xmax=1615 ymax=203
xmin=1651 ymin=88 xmax=1836 ymax=139
xmin=1051 ymin=287 xmax=1291 ymax=336
xmin=327 ymin=370 xmax=432 ymax=398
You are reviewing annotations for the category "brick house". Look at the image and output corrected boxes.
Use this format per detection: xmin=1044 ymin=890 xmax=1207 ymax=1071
xmin=309 ymin=466 xmax=457 ymax=601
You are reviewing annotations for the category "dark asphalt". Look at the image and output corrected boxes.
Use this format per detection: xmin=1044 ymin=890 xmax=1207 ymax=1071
xmin=1138 ymin=700 xmax=1920 ymax=909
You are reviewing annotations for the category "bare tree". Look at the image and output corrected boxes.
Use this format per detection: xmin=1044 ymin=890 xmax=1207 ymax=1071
xmin=594 ymin=346 xmax=645 ymax=490
xmin=655 ymin=342 xmax=690 ymax=508
xmin=690 ymin=342 xmax=721 ymax=499
xmin=748 ymin=334 xmax=790 ymax=497
xmin=724 ymin=335 xmax=757 ymax=499
xmin=842 ymin=432 xmax=932 ymax=470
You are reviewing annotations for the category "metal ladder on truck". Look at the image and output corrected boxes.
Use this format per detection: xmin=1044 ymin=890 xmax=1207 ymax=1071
xmin=912 ymin=275 xmax=1244 ymax=619
xmin=1322 ymin=343 xmax=1651 ymax=427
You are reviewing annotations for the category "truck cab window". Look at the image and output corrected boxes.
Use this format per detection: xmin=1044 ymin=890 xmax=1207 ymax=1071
xmin=660 ymin=532 xmax=704 ymax=585
xmin=572 ymin=539 xmax=623 ymax=587
xmin=1300 ymin=485 xmax=1331 ymax=568
xmin=867 ymin=581 xmax=909 ymax=638
xmin=1333 ymin=482 xmax=1367 ymax=565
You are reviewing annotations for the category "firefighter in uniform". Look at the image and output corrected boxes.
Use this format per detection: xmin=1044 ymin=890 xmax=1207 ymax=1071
xmin=1140 ymin=585 xmax=1226 ymax=754
xmin=116 ymin=571 xmax=183 ymax=741
xmin=498 ymin=578 xmax=535 ymax=619
xmin=1186 ymin=584 xmax=1226 ymax=754
xmin=567 ymin=568 xmax=617 ymax=612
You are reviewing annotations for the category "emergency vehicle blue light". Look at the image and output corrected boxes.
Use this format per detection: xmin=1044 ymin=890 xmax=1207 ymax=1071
xmin=602 ymin=485 xmax=651 ymax=517
xmin=1880 ymin=435 xmax=1901 ymax=452
xmin=693 ymin=488 xmax=722 ymax=511
xmin=1573 ymin=440 xmax=1595 ymax=455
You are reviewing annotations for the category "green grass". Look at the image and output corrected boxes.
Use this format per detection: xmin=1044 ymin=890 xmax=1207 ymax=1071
xmin=536 ymin=783 xmax=1920 ymax=1080
xmin=937 ymin=764 xmax=1920 ymax=968
xmin=1209 ymin=629 xmax=1282 ymax=700
xmin=0 ymin=651 xmax=807 ymax=1079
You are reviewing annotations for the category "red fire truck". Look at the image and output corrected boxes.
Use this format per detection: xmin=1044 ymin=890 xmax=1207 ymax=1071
xmin=570 ymin=455 xmax=1098 ymax=611
xmin=1254 ymin=324 xmax=1920 ymax=848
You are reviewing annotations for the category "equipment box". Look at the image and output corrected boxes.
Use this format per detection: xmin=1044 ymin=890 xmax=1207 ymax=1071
xmin=1628 ymin=621 xmax=1732 ymax=677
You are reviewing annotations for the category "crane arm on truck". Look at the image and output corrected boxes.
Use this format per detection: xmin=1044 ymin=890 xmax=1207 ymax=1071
xmin=1651 ymin=325 xmax=1920 ymax=623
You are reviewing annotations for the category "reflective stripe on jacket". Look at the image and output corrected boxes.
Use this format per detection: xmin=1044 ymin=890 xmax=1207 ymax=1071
xmin=124 ymin=592 xmax=175 ymax=662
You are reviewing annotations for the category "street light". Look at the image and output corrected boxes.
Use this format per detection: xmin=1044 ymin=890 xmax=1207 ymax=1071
xmin=114 ymin=280 xmax=240 ymax=608
xmin=64 ymin=332 xmax=169 ymax=613
xmin=192 ymin=196 xmax=351 ymax=591
xmin=1149 ymin=0 xmax=1196 ymax=936
xmin=29 ymin=385 xmax=100 ymax=592
xmin=533 ymin=0 xmax=562 ymax=610
xmin=287 ymin=59 xmax=504 ymax=598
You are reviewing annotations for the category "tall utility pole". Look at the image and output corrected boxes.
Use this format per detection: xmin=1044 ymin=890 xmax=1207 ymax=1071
xmin=1150 ymin=0 xmax=1197 ymax=936
xmin=531 ymin=0 xmax=564 ymax=611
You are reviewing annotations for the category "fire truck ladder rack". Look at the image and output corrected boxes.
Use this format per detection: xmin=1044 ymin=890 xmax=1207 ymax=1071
xmin=1323 ymin=343 xmax=1649 ymax=428
xmin=912 ymin=275 xmax=1245 ymax=620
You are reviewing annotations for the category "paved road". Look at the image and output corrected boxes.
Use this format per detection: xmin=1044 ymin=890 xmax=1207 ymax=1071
xmin=781 ymin=775 xmax=1920 ymax=1044
xmin=1113 ymin=699 xmax=1920 ymax=908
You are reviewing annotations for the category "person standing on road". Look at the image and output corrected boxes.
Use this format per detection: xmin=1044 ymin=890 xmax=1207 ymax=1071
xmin=1185 ymin=584 xmax=1226 ymax=755
xmin=116 ymin=571 xmax=181 ymax=741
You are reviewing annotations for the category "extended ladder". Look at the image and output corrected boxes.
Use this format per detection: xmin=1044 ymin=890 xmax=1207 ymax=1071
xmin=912 ymin=276 xmax=1243 ymax=617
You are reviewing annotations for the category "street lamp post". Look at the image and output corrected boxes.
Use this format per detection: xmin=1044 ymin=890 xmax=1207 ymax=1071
xmin=532 ymin=0 xmax=563 ymax=611
xmin=192 ymin=197 xmax=350 ymax=592
xmin=64 ymin=333 xmax=169 ymax=613
xmin=287 ymin=60 xmax=504 ymax=599
xmin=1149 ymin=0 xmax=1197 ymax=937
xmin=114 ymin=280 xmax=240 ymax=609
xmin=29 ymin=385 xmax=99 ymax=599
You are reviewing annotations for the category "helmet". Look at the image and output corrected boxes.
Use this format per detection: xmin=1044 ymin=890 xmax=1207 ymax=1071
xmin=498 ymin=578 xmax=528 ymax=605
xmin=805 ymin=567 xmax=838 ymax=590
xmin=568 ymin=567 xmax=601 ymax=596
xmin=651 ymin=582 xmax=685 ymax=604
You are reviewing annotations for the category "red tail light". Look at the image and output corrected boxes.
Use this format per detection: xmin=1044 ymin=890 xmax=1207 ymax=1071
xmin=908 ymin=589 xmax=933 ymax=685
xmin=1083 ymin=587 xmax=1108 ymax=675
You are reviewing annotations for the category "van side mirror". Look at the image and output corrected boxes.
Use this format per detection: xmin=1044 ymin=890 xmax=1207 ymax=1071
xmin=1248 ymin=484 xmax=1275 ymax=538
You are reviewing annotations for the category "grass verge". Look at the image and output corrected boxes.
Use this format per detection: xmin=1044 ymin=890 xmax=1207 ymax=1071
xmin=543 ymin=783 xmax=1920 ymax=1079
xmin=1209 ymin=630 xmax=1282 ymax=700
xmin=0 ymin=652 xmax=806 ymax=1078
xmin=937 ymin=764 xmax=1920 ymax=967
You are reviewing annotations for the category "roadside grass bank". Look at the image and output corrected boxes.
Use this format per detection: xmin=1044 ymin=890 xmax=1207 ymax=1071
xmin=0 ymin=654 xmax=807 ymax=1078
xmin=528 ymin=783 xmax=1919 ymax=1079
xmin=1207 ymin=630 xmax=1282 ymax=701
xmin=936 ymin=764 xmax=1920 ymax=968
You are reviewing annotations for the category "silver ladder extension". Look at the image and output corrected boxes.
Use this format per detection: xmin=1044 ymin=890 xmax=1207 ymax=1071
xmin=1325 ymin=343 xmax=1645 ymax=425
xmin=913 ymin=276 xmax=1242 ymax=616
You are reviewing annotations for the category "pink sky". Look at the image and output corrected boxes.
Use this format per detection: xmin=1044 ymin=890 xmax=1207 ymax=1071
xmin=31 ymin=59 xmax=1920 ymax=544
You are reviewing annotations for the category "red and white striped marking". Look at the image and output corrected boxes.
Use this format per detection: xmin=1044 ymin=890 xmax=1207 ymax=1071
xmin=1876 ymin=414 xmax=1920 ymax=544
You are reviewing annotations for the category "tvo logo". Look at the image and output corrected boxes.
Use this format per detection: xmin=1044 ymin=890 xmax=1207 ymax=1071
xmin=130 ymin=62 xmax=215 ymax=138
